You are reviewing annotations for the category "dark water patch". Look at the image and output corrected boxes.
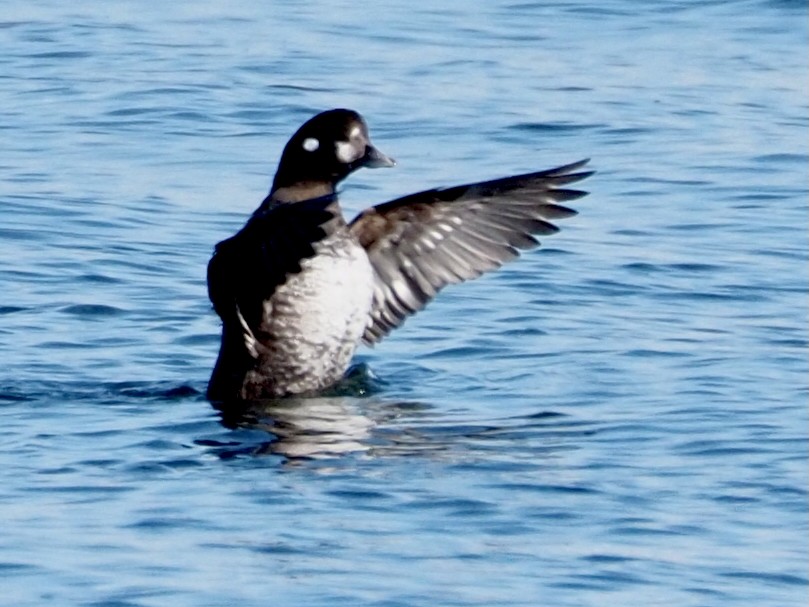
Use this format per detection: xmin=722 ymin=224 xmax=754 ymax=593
xmin=198 ymin=439 xmax=286 ymax=462
xmin=610 ymin=227 xmax=654 ymax=237
xmin=556 ymin=85 xmax=593 ymax=92
xmin=174 ymin=333 xmax=219 ymax=346
xmin=116 ymin=86 xmax=203 ymax=100
xmin=0 ymin=305 xmax=27 ymax=315
xmin=518 ymin=410 xmax=569 ymax=421
xmin=672 ymin=107 xmax=718 ymax=118
xmin=6 ymin=171 xmax=52 ymax=183
xmin=168 ymin=110 xmax=211 ymax=122
xmin=433 ymin=57 xmax=501 ymax=70
xmin=721 ymin=481 xmax=808 ymax=506
xmin=248 ymin=542 xmax=308 ymax=556
xmin=193 ymin=437 xmax=253 ymax=449
xmin=76 ymin=273 xmax=123 ymax=285
xmin=486 ymin=418 xmax=598 ymax=441
xmin=226 ymin=108 xmax=283 ymax=122
xmin=0 ymin=561 xmax=39 ymax=573
xmin=623 ymin=261 xmax=721 ymax=274
xmin=499 ymin=325 xmax=548 ymax=338
xmin=752 ymin=152 xmax=808 ymax=165
xmin=418 ymin=344 xmax=503 ymax=360
xmin=625 ymin=348 xmax=691 ymax=358
xmin=487 ymin=482 xmax=600 ymax=496
xmin=667 ymin=221 xmax=736 ymax=232
xmin=0 ymin=386 xmax=34 ymax=403
xmin=557 ymin=570 xmax=654 ymax=589
xmin=712 ymin=494 xmax=761 ymax=505
xmin=0 ymin=21 xmax=31 ymax=30
xmin=0 ymin=227 xmax=48 ymax=241
xmin=84 ymin=600 xmax=158 ymax=607
xmin=75 ymin=458 xmax=123 ymax=469
xmin=761 ymin=336 xmax=808 ymax=349
xmin=401 ymin=496 xmax=498 ymax=515
xmin=27 ymin=483 xmax=133 ymax=497
xmin=27 ymin=50 xmax=92 ymax=60
xmin=39 ymin=340 xmax=96 ymax=350
xmin=675 ymin=440 xmax=777 ymax=458
xmin=611 ymin=524 xmax=691 ymax=538
xmin=113 ymin=383 xmax=202 ymax=401
xmin=650 ymin=288 xmax=769 ymax=304
xmin=59 ymin=304 xmax=125 ymax=317
xmin=72 ymin=118 xmax=159 ymax=131
xmin=105 ymin=107 xmax=165 ymax=117
xmin=719 ymin=570 xmax=808 ymax=587
xmin=125 ymin=458 xmax=209 ymax=474
xmin=583 ymin=553 xmax=639 ymax=564
xmin=509 ymin=121 xmax=601 ymax=133
xmin=326 ymin=488 xmax=393 ymax=502
xmin=0 ymin=380 xmax=204 ymax=408
xmin=127 ymin=516 xmax=211 ymax=531
xmin=628 ymin=176 xmax=713 ymax=187
xmin=600 ymin=126 xmax=653 ymax=137
xmin=264 ymin=83 xmax=333 ymax=93
xmin=580 ymin=277 xmax=644 ymax=296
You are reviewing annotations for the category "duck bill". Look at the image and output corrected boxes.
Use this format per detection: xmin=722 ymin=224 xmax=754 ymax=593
xmin=362 ymin=144 xmax=396 ymax=168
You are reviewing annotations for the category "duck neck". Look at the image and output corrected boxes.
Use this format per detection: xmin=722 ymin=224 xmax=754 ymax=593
xmin=269 ymin=180 xmax=336 ymax=204
xmin=251 ymin=180 xmax=341 ymax=218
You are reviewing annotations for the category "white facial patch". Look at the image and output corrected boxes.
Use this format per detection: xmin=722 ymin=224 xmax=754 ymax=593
xmin=302 ymin=137 xmax=320 ymax=152
xmin=335 ymin=140 xmax=361 ymax=164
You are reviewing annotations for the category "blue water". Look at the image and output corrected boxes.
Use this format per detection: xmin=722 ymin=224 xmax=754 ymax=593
xmin=2 ymin=1 xmax=807 ymax=605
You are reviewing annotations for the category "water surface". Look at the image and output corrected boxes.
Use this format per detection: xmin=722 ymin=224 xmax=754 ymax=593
xmin=1 ymin=1 xmax=807 ymax=605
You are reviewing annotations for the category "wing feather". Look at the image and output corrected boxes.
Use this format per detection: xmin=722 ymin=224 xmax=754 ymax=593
xmin=349 ymin=159 xmax=593 ymax=344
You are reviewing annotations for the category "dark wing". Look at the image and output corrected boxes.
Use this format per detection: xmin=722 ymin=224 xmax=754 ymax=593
xmin=207 ymin=196 xmax=337 ymax=330
xmin=349 ymin=159 xmax=593 ymax=345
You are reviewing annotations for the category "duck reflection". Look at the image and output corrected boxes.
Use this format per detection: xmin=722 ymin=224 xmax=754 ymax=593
xmin=207 ymin=391 xmax=577 ymax=463
xmin=204 ymin=365 xmax=576 ymax=462
xmin=214 ymin=395 xmax=379 ymax=459
xmin=207 ymin=363 xmax=434 ymax=460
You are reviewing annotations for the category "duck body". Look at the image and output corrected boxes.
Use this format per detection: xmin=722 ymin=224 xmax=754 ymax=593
xmin=209 ymin=220 xmax=375 ymax=400
xmin=207 ymin=109 xmax=593 ymax=402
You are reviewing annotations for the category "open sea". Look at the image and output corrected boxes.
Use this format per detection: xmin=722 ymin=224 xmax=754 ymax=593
xmin=1 ymin=1 xmax=807 ymax=605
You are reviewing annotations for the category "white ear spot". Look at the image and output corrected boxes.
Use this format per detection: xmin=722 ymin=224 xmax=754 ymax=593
xmin=336 ymin=140 xmax=360 ymax=163
xmin=302 ymin=137 xmax=320 ymax=152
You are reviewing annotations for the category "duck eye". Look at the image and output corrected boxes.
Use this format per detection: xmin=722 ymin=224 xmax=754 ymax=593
xmin=302 ymin=137 xmax=320 ymax=152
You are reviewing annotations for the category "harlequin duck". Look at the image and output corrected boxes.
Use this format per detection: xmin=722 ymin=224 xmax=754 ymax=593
xmin=207 ymin=109 xmax=592 ymax=401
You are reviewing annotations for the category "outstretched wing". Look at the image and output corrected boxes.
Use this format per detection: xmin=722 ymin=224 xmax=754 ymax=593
xmin=207 ymin=196 xmax=338 ymax=331
xmin=349 ymin=159 xmax=593 ymax=345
